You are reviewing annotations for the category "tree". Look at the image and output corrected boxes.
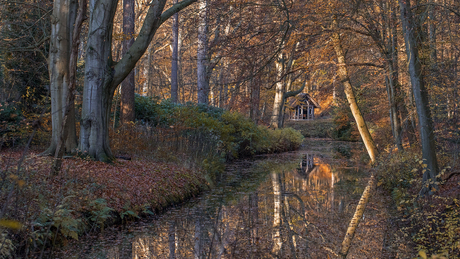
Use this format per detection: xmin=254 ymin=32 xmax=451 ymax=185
xmin=398 ymin=0 xmax=439 ymax=195
xmin=44 ymin=0 xmax=78 ymax=156
xmin=171 ymin=0 xmax=180 ymax=103
xmin=78 ymin=0 xmax=197 ymax=161
xmin=331 ymin=17 xmax=378 ymax=163
xmin=120 ymin=0 xmax=136 ymax=124
xmin=0 ymin=0 xmax=52 ymax=109
xmin=52 ymin=0 xmax=87 ymax=174
xmin=196 ymin=0 xmax=209 ymax=104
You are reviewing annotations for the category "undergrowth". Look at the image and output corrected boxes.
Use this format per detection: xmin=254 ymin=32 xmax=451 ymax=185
xmin=376 ymin=150 xmax=460 ymax=258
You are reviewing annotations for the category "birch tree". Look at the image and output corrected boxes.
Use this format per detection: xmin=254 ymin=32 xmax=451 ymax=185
xmin=331 ymin=17 xmax=378 ymax=163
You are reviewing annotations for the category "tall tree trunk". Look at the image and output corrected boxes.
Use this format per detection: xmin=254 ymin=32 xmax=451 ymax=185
xmin=52 ymin=0 xmax=87 ymax=174
xmin=44 ymin=0 xmax=78 ymax=156
xmin=120 ymin=0 xmax=135 ymax=124
xmin=250 ymin=75 xmax=260 ymax=123
xmin=395 ymin=21 xmax=418 ymax=146
xmin=270 ymin=54 xmax=285 ymax=129
xmin=79 ymin=0 xmax=198 ymax=161
xmin=399 ymin=0 xmax=439 ymax=195
xmin=331 ymin=17 xmax=378 ymax=163
xmin=178 ymin=22 xmax=183 ymax=102
xmin=170 ymin=0 xmax=179 ymax=103
xmin=385 ymin=1 xmax=403 ymax=151
xmin=80 ymin=0 xmax=118 ymax=161
xmin=197 ymin=0 xmax=208 ymax=104
xmin=146 ymin=44 xmax=153 ymax=96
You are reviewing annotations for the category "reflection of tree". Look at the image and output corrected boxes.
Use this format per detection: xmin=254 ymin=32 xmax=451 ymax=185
xmin=169 ymin=220 xmax=176 ymax=259
xmin=132 ymin=236 xmax=152 ymax=258
xmin=271 ymin=172 xmax=282 ymax=255
xmin=194 ymin=212 xmax=202 ymax=259
xmin=77 ymin=156 xmax=354 ymax=259
xmin=280 ymin=172 xmax=298 ymax=259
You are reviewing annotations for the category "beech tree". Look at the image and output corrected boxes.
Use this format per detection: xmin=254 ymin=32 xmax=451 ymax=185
xmin=76 ymin=0 xmax=197 ymax=161
xmin=398 ymin=0 xmax=439 ymax=195
xmin=171 ymin=0 xmax=180 ymax=103
xmin=120 ymin=0 xmax=136 ymax=124
xmin=44 ymin=0 xmax=79 ymax=156
xmin=196 ymin=0 xmax=208 ymax=104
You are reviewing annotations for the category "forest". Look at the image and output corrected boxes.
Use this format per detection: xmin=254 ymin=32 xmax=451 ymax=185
xmin=0 ymin=0 xmax=459 ymax=258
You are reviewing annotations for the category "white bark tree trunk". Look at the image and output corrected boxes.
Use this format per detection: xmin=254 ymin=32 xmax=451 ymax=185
xmin=331 ymin=17 xmax=378 ymax=163
xmin=270 ymin=55 xmax=284 ymax=129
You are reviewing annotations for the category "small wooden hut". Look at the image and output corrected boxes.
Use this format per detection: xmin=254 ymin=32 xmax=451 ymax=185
xmin=287 ymin=93 xmax=320 ymax=120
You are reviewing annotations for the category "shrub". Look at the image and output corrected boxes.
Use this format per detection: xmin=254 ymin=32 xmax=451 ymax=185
xmin=267 ymin=127 xmax=304 ymax=153
xmin=123 ymin=98 xmax=305 ymax=161
xmin=376 ymin=151 xmax=460 ymax=257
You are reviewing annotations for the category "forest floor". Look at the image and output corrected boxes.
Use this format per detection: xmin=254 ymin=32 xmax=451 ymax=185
xmin=1 ymin=148 xmax=207 ymax=239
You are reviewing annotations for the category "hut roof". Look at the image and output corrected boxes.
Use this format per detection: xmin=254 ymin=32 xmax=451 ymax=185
xmin=287 ymin=93 xmax=320 ymax=109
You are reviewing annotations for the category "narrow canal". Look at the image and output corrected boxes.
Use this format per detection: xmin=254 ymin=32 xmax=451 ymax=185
xmin=55 ymin=140 xmax=388 ymax=258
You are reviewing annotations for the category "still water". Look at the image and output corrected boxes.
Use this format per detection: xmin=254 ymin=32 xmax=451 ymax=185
xmin=57 ymin=141 xmax=380 ymax=259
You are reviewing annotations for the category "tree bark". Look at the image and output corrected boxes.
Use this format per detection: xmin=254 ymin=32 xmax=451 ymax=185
xmin=171 ymin=0 xmax=179 ymax=103
xmin=250 ymin=75 xmax=260 ymax=123
xmin=331 ymin=18 xmax=378 ymax=163
xmin=79 ymin=0 xmax=197 ymax=161
xmin=44 ymin=0 xmax=78 ymax=156
xmin=385 ymin=1 xmax=403 ymax=151
xmin=120 ymin=0 xmax=135 ymax=124
xmin=399 ymin=0 xmax=439 ymax=195
xmin=52 ymin=0 xmax=87 ymax=174
xmin=270 ymin=54 xmax=285 ymax=129
xmin=197 ymin=0 xmax=208 ymax=104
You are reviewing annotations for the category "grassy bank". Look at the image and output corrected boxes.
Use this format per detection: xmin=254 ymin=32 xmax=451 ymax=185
xmin=284 ymin=117 xmax=361 ymax=141
xmin=285 ymin=118 xmax=335 ymax=139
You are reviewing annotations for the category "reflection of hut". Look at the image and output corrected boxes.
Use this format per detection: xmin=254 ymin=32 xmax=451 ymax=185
xmin=287 ymin=93 xmax=320 ymax=120
xmin=298 ymin=154 xmax=315 ymax=176
xmin=297 ymin=155 xmax=334 ymax=186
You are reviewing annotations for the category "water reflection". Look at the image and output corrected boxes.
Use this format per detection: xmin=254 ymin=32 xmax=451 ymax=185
xmin=60 ymin=152 xmax=361 ymax=259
